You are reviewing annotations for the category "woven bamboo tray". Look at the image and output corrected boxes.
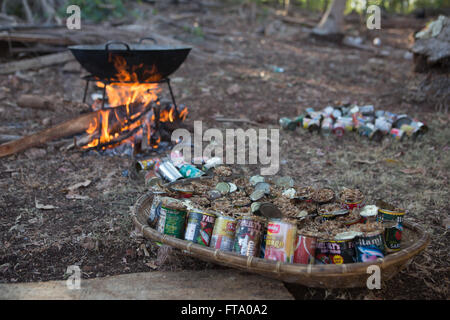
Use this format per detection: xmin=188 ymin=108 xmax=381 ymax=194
xmin=131 ymin=190 xmax=430 ymax=289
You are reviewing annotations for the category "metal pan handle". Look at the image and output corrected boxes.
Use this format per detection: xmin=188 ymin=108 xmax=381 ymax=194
xmin=105 ymin=41 xmax=131 ymax=51
xmin=138 ymin=37 xmax=157 ymax=44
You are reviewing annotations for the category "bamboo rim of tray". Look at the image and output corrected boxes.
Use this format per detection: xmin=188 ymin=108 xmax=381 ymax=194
xmin=130 ymin=190 xmax=430 ymax=280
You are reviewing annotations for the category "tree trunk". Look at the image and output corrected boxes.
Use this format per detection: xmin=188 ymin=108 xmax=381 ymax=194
xmin=311 ymin=0 xmax=347 ymax=41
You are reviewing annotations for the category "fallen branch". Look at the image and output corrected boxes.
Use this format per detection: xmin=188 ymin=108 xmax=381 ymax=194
xmin=61 ymin=134 xmax=95 ymax=151
xmin=0 ymin=24 xmax=63 ymax=32
xmin=16 ymin=94 xmax=91 ymax=112
xmin=0 ymin=111 xmax=99 ymax=158
xmin=17 ymin=94 xmax=55 ymax=110
xmin=0 ymin=51 xmax=74 ymax=74
xmin=0 ymin=32 xmax=75 ymax=45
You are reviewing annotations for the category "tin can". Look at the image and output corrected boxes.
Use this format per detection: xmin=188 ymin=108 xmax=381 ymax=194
xmin=264 ymin=219 xmax=297 ymax=263
xmin=358 ymin=123 xmax=375 ymax=138
xmin=156 ymin=197 xmax=187 ymax=238
xmin=157 ymin=161 xmax=183 ymax=182
xmin=384 ymin=112 xmax=397 ymax=123
xmin=375 ymin=110 xmax=385 ymax=118
xmin=259 ymin=202 xmax=283 ymax=219
xmin=279 ymin=117 xmax=298 ymax=130
xmin=410 ymin=121 xmax=428 ymax=136
xmin=293 ymin=233 xmax=316 ymax=264
xmin=233 ymin=216 xmax=265 ymax=257
xmin=323 ymin=106 xmax=334 ymax=116
xmin=303 ymin=117 xmax=320 ymax=132
xmin=184 ymin=209 xmax=216 ymax=246
xmin=340 ymin=106 xmax=351 ymax=116
xmin=315 ymin=232 xmax=359 ymax=265
xmin=146 ymin=192 xmax=166 ymax=228
xmin=339 ymin=116 xmax=354 ymax=132
xmin=260 ymin=228 xmax=267 ymax=258
xmin=210 ymin=215 xmax=237 ymax=252
xmin=314 ymin=239 xmax=332 ymax=264
xmin=332 ymin=122 xmax=345 ymax=137
xmin=360 ymin=205 xmax=378 ymax=223
xmin=331 ymin=109 xmax=342 ymax=120
xmin=390 ymin=128 xmax=405 ymax=141
xmin=341 ymin=198 xmax=365 ymax=211
xmin=377 ymin=208 xmax=406 ymax=252
xmin=393 ymin=114 xmax=412 ymax=129
xmin=349 ymin=106 xmax=359 ymax=114
xmin=370 ymin=129 xmax=385 ymax=142
xmin=178 ymin=164 xmax=205 ymax=179
xmin=355 ymin=230 xmax=385 ymax=262
xmin=145 ymin=170 xmax=163 ymax=187
xmin=400 ymin=124 xmax=415 ymax=137
xmin=136 ymin=157 xmax=160 ymax=171
xmin=321 ymin=117 xmax=333 ymax=136
xmin=171 ymin=186 xmax=194 ymax=198
xmin=318 ymin=209 xmax=348 ymax=221
xmin=375 ymin=117 xmax=392 ymax=133
xmin=293 ymin=115 xmax=304 ymax=127
xmin=359 ymin=105 xmax=375 ymax=116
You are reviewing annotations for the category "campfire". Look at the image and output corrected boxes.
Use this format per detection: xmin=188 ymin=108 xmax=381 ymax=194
xmin=81 ymin=56 xmax=188 ymax=154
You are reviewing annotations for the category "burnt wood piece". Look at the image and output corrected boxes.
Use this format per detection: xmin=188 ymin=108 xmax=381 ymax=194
xmin=0 ymin=51 xmax=74 ymax=74
xmin=0 ymin=102 xmax=150 ymax=158
xmin=0 ymin=111 xmax=99 ymax=158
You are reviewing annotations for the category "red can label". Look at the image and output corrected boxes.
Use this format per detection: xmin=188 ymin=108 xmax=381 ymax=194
xmin=293 ymin=235 xmax=316 ymax=264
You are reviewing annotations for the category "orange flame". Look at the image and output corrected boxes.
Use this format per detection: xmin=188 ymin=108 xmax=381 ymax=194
xmin=83 ymin=56 xmax=188 ymax=150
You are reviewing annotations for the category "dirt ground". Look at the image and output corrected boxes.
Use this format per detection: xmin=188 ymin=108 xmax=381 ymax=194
xmin=0 ymin=2 xmax=448 ymax=299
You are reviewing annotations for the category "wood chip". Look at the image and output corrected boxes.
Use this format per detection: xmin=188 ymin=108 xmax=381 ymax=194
xmin=35 ymin=199 xmax=56 ymax=210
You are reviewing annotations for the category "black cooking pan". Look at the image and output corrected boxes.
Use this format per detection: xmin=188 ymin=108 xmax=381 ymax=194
xmin=68 ymin=38 xmax=191 ymax=82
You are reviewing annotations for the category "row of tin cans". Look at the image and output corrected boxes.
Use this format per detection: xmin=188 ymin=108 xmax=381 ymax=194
xmin=147 ymin=197 xmax=315 ymax=263
xmin=280 ymin=106 xmax=428 ymax=141
xmin=211 ymin=215 xmax=314 ymax=264
xmin=314 ymin=230 xmax=386 ymax=264
xmin=147 ymin=194 xmax=406 ymax=265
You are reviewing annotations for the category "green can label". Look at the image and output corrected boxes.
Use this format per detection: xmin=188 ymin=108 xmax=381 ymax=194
xmin=157 ymin=205 xmax=187 ymax=239
xmin=378 ymin=210 xmax=404 ymax=252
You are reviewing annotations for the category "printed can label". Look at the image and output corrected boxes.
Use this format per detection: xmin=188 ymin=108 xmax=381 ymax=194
xmin=184 ymin=210 xmax=216 ymax=246
xmin=355 ymin=231 xmax=385 ymax=262
xmin=233 ymin=217 xmax=264 ymax=257
xmin=293 ymin=234 xmax=316 ymax=264
xmin=315 ymin=239 xmax=356 ymax=264
xmin=377 ymin=209 xmax=405 ymax=252
xmin=264 ymin=220 xmax=296 ymax=263
xmin=210 ymin=216 xmax=237 ymax=252
xmin=147 ymin=194 xmax=163 ymax=228
xmin=156 ymin=204 xmax=187 ymax=239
